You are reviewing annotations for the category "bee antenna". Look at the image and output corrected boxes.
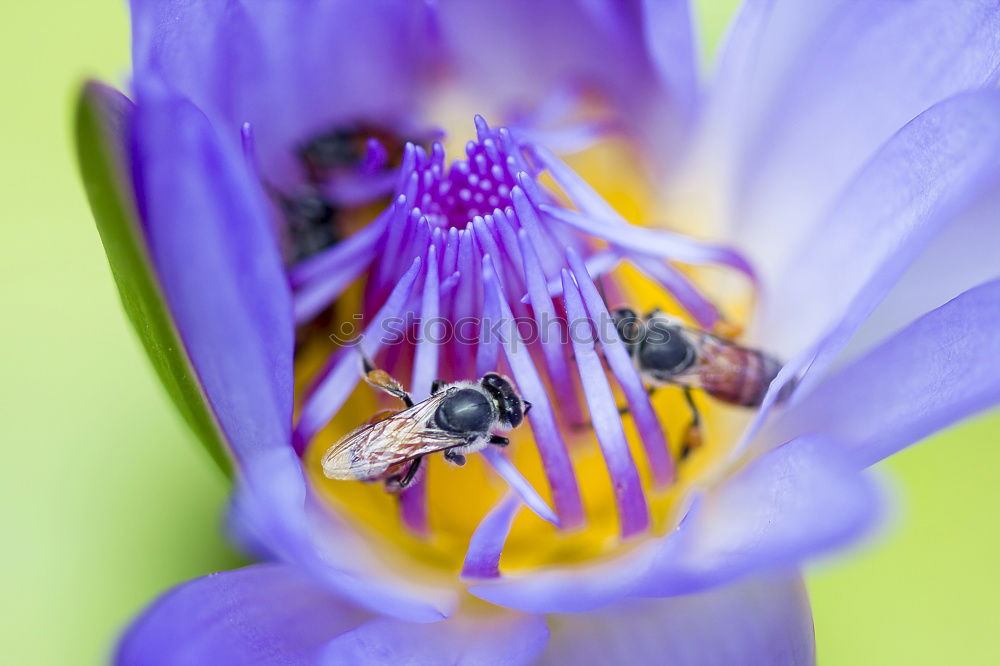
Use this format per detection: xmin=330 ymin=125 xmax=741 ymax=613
xmin=357 ymin=347 xmax=375 ymax=375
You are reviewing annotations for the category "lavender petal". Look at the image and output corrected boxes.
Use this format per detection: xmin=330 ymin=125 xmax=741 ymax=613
xmin=115 ymin=564 xmax=368 ymax=665
xmin=483 ymin=257 xmax=585 ymax=529
xmin=764 ymin=278 xmax=1000 ymax=469
xmin=543 ymin=205 xmax=755 ymax=278
xmin=567 ymin=248 xmax=675 ymax=486
xmin=482 ymin=447 xmax=560 ymax=526
xmin=461 ymin=492 xmax=522 ymax=580
xmin=539 ymin=573 xmax=814 ymax=666
xmin=323 ymin=607 xmax=549 ymax=665
xmin=294 ymin=257 xmax=422 ymax=449
xmin=560 ymin=269 xmax=649 ymax=538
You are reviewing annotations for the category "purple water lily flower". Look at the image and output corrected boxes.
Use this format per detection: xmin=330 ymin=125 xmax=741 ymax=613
xmin=76 ymin=1 xmax=1000 ymax=664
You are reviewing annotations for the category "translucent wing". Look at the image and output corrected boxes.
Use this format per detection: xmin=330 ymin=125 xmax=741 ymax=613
xmin=321 ymin=393 xmax=462 ymax=481
xmin=674 ymin=326 xmax=782 ymax=406
xmin=684 ymin=331 xmax=742 ymax=379
xmin=639 ymin=319 xmax=717 ymax=390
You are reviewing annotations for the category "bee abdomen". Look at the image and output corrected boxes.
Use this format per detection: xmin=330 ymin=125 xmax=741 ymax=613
xmin=703 ymin=347 xmax=782 ymax=407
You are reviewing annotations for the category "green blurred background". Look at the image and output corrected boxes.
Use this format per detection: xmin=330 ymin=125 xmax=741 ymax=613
xmin=2 ymin=2 xmax=998 ymax=664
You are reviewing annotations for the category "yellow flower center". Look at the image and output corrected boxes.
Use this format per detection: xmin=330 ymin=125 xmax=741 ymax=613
xmin=296 ymin=134 xmax=754 ymax=583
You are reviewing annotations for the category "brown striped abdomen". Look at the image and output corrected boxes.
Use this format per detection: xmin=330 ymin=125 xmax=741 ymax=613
xmin=700 ymin=343 xmax=782 ymax=407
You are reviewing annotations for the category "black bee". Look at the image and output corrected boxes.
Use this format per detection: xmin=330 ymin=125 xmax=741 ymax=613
xmin=298 ymin=124 xmax=405 ymax=183
xmin=612 ymin=308 xmax=785 ymax=459
xmin=283 ymin=124 xmax=409 ymax=263
xmin=281 ymin=187 xmax=341 ymax=264
xmin=322 ymin=360 xmax=531 ymax=492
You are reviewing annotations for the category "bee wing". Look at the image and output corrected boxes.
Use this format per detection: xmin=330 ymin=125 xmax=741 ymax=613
xmin=694 ymin=330 xmax=735 ymax=366
xmin=673 ymin=328 xmax=781 ymax=405
xmin=365 ymin=409 xmax=399 ymax=425
xmin=637 ymin=314 xmax=709 ymax=389
xmin=321 ymin=394 xmax=462 ymax=480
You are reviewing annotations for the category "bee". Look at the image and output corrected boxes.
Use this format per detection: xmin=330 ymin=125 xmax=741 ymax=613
xmin=322 ymin=359 xmax=532 ymax=492
xmin=611 ymin=308 xmax=786 ymax=458
xmin=282 ymin=124 xmax=409 ymax=264
xmin=298 ymin=124 xmax=407 ymax=183
xmin=281 ymin=186 xmax=341 ymax=264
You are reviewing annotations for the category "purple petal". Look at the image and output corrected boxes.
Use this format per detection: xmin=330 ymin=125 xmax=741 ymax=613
xmin=435 ymin=0 xmax=676 ymax=137
xmin=289 ymin=210 xmax=389 ymax=288
xmin=77 ymin=82 xmax=239 ymax=473
xmin=475 ymin=254 xmax=502 ymax=378
xmin=441 ymin=227 xmax=461 ymax=284
xmin=455 ymin=226 xmax=481 ymax=318
xmin=531 ymin=145 xmax=751 ymax=286
xmin=399 ymin=472 xmax=430 ymax=537
xmin=462 ymin=492 xmax=522 ymax=579
xmin=400 ymin=246 xmax=443 ymax=536
xmin=471 ymin=434 xmax=877 ymax=614
xmin=526 ymin=248 xmax=620 ymax=304
xmin=132 ymin=81 xmax=293 ymax=463
xmin=482 ymin=258 xmax=585 ymax=529
xmin=843 ymin=185 xmax=1000 ymax=356
xmin=115 ymin=564 xmax=368 ymax=665
xmin=491 ymin=208 xmax=527 ymax=275
xmin=760 ymin=90 xmax=1000 ymax=376
xmin=131 ymin=0 xmax=431 ymax=183
xmin=515 ymin=118 xmax=619 ymax=155
xmin=239 ymin=121 xmax=259 ymax=182
xmin=294 ymin=257 xmax=422 ymax=448
xmin=561 ymin=270 xmax=649 ymax=538
xmin=292 ymin=250 xmax=374 ymax=325
xmin=232 ymin=447 xmax=456 ymax=621
xmin=473 ymin=215 xmax=526 ymax=303
xmin=709 ymin=0 xmax=1000 ymax=270
xmin=323 ymin=609 xmax=549 ymax=666
xmin=517 ymin=229 xmax=584 ymax=425
xmin=482 ymin=447 xmax=560 ymax=526
xmin=727 ymin=349 xmax=814 ymax=461
xmin=410 ymin=245 xmax=442 ymax=400
xmin=374 ymin=198 xmax=415 ymax=289
xmin=530 ymin=143 xmax=619 ymax=219
xmin=639 ymin=436 xmax=881 ymax=597
xmin=764 ymin=278 xmax=1000 ymax=469
xmin=512 ymin=186 xmax=563 ymax=280
xmin=629 ymin=255 xmax=720 ymax=329
xmin=729 ymin=93 xmax=1000 ymax=460
xmin=541 ymin=204 xmax=755 ymax=277
xmin=638 ymin=0 xmax=699 ymax=128
xmin=324 ymin=169 xmax=400 ymax=206
xmin=402 ymin=217 xmax=434 ymax=278
xmin=469 ymin=540 xmax=662 ymax=613
xmin=449 ymin=229 xmax=482 ymax=371
xmin=540 ymin=574 xmax=814 ymax=666
xmin=566 ymin=248 xmax=675 ymax=487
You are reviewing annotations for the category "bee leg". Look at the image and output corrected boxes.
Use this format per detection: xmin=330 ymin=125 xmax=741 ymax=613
xmin=359 ymin=349 xmax=377 ymax=374
xmin=682 ymin=387 xmax=701 ymax=428
xmin=387 ymin=455 xmax=423 ymax=490
xmin=431 ymin=379 xmax=445 ymax=395
xmin=488 ymin=435 xmax=509 ymax=447
xmin=360 ymin=353 xmax=414 ymax=408
xmin=680 ymin=388 xmax=703 ymax=460
xmin=618 ymin=385 xmax=658 ymax=416
xmin=444 ymin=449 xmax=466 ymax=467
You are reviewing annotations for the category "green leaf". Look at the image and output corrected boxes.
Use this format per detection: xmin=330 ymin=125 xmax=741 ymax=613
xmin=74 ymin=81 xmax=233 ymax=477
